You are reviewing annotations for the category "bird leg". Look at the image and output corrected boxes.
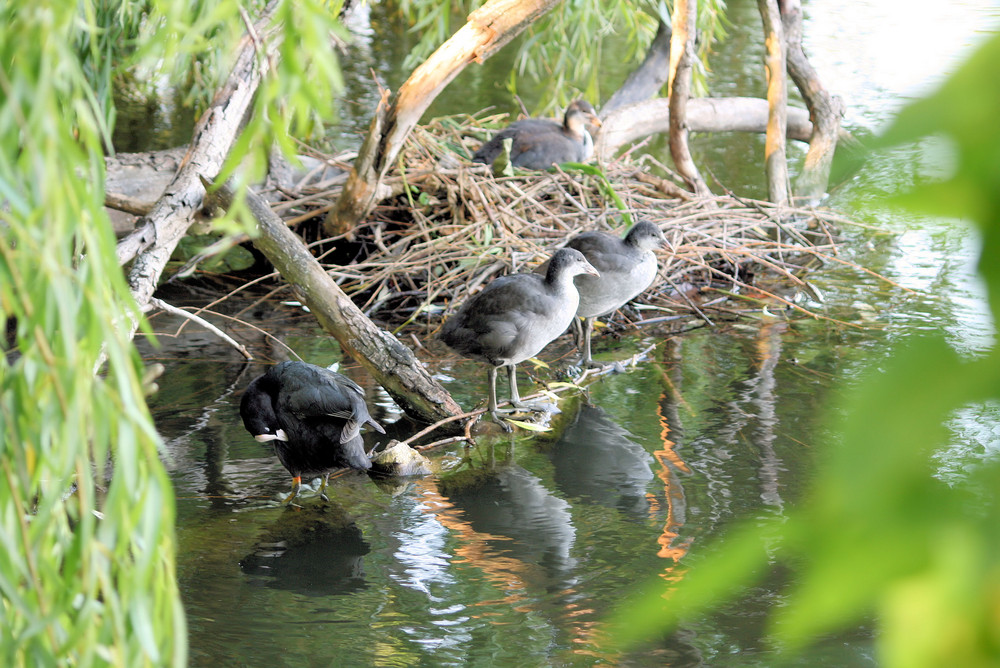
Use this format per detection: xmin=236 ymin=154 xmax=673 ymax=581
xmin=282 ymin=476 xmax=303 ymax=505
xmin=317 ymin=473 xmax=331 ymax=502
xmin=507 ymin=364 xmax=523 ymax=407
xmin=571 ymin=317 xmax=585 ymax=349
xmin=506 ymin=364 xmax=558 ymax=414
xmin=579 ymin=317 xmax=603 ymax=368
xmin=487 ymin=366 xmax=513 ymax=432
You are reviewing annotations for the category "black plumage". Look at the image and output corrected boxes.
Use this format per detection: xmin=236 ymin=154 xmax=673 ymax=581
xmin=240 ymin=361 xmax=385 ymax=503
xmin=472 ymin=100 xmax=602 ymax=170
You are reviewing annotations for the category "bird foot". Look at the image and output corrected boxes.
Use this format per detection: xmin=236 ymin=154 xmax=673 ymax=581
xmin=282 ymin=479 xmax=302 ymax=506
xmin=574 ymin=356 xmax=605 ymax=370
xmin=510 ymin=400 xmax=561 ymax=415
xmin=488 ymin=410 xmax=514 ymax=432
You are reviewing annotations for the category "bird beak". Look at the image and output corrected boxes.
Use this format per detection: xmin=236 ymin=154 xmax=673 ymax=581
xmin=588 ymin=114 xmax=602 ymax=128
xmin=254 ymin=429 xmax=289 ymax=443
xmin=585 ymin=264 xmax=600 ymax=277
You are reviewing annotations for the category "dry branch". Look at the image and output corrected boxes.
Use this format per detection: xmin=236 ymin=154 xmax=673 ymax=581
xmin=325 ymin=0 xmax=561 ymax=237
xmin=595 ymin=96 xmax=816 ymax=160
xmin=117 ymin=0 xmax=282 ymax=329
xmin=782 ymin=0 xmax=845 ymax=203
xmin=204 ymin=178 xmax=465 ymax=428
xmin=667 ymin=0 xmax=711 ymax=196
xmin=758 ymin=0 xmax=791 ymax=206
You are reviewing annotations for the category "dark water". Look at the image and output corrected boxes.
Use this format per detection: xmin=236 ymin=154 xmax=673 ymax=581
xmin=131 ymin=0 xmax=999 ymax=665
xmin=146 ymin=305 xmax=867 ymax=666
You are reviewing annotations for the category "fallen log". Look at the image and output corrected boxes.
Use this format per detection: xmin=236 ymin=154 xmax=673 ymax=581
xmin=204 ymin=177 xmax=464 ymax=428
xmin=595 ymin=96 xmax=816 ymax=161
xmin=118 ymin=0 xmax=280 ymax=299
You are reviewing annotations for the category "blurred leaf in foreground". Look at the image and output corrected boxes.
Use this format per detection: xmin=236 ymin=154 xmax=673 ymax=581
xmin=604 ymin=28 xmax=1000 ymax=667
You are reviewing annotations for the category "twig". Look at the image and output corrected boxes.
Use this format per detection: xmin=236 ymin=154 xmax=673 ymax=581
xmin=148 ymin=298 xmax=254 ymax=360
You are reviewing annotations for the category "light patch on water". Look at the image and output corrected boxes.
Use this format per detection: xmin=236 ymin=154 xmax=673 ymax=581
xmin=389 ymin=496 xmax=456 ymax=597
xmin=938 ymin=401 xmax=1000 ymax=483
xmin=804 ymin=0 xmax=999 ymax=127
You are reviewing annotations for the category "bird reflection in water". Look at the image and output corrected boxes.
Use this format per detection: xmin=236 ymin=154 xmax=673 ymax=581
xmin=547 ymin=402 xmax=655 ymax=516
xmin=425 ymin=440 xmax=577 ymax=585
xmin=239 ymin=503 xmax=370 ymax=596
xmin=437 ymin=457 xmax=578 ymax=575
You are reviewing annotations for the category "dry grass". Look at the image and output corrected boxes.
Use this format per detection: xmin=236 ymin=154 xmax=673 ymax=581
xmin=244 ymin=114 xmax=881 ymax=332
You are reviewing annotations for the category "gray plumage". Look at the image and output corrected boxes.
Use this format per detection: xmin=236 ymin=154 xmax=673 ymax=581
xmin=472 ymin=100 xmax=601 ymax=170
xmin=240 ymin=361 xmax=385 ymax=502
xmin=543 ymin=221 xmax=667 ymax=366
xmin=439 ymin=248 xmax=599 ymax=425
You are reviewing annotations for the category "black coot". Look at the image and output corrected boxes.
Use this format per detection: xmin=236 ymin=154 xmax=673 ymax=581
xmin=562 ymin=221 xmax=667 ymax=366
xmin=439 ymin=248 xmax=599 ymax=428
xmin=472 ymin=100 xmax=602 ymax=170
xmin=240 ymin=361 xmax=385 ymax=503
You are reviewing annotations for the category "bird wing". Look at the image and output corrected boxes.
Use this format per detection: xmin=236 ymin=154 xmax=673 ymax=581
xmin=473 ymin=118 xmax=568 ymax=165
xmin=441 ymin=274 xmax=562 ymax=365
xmin=279 ymin=365 xmax=384 ymax=442
xmin=567 ymin=233 xmax=635 ymax=275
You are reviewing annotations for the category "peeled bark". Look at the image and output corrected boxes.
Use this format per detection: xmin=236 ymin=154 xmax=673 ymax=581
xmin=325 ymin=0 xmax=561 ymax=237
xmin=758 ymin=0 xmax=790 ymax=207
xmin=667 ymin=0 xmax=711 ymax=196
xmin=205 ymin=179 xmax=464 ymax=427
xmin=119 ymin=1 xmax=281 ymax=294
xmin=595 ymin=96 xmax=815 ymax=160
xmin=782 ymin=0 xmax=844 ymax=203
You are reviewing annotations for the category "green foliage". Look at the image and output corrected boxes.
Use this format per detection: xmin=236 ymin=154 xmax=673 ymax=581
xmin=604 ymin=29 xmax=1000 ymax=666
xmin=388 ymin=0 xmax=732 ymax=113
xmin=0 ymin=2 xmax=186 ymax=663
xmin=388 ymin=2 xmax=667 ymax=111
xmin=513 ymin=0 xmax=658 ymax=106
xmin=0 ymin=0 xmax=346 ymax=664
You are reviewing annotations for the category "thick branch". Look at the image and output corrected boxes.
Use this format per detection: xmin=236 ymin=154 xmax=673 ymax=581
xmin=206 ymin=179 xmax=464 ymax=427
xmin=782 ymin=0 xmax=844 ymax=203
xmin=119 ymin=0 xmax=280 ymax=309
xmin=667 ymin=0 xmax=710 ymax=196
xmin=595 ymin=96 xmax=815 ymax=160
xmin=758 ymin=0 xmax=790 ymax=206
xmin=602 ymin=19 xmax=672 ymax=115
xmin=324 ymin=0 xmax=561 ymax=237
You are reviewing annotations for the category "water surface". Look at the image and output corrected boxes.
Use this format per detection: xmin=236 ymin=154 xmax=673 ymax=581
xmin=134 ymin=0 xmax=999 ymax=664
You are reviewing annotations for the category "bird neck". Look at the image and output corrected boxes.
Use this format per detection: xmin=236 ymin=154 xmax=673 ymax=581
xmin=545 ymin=266 xmax=580 ymax=293
xmin=564 ymin=112 xmax=587 ymax=140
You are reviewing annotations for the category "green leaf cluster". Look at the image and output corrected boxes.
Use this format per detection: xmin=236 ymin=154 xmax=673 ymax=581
xmin=0 ymin=0 xmax=346 ymax=664
xmin=389 ymin=1 xmax=733 ymax=112
xmin=605 ymin=29 xmax=1000 ymax=666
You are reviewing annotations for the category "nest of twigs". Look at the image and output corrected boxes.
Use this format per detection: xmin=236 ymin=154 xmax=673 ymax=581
xmin=258 ymin=114 xmax=867 ymax=333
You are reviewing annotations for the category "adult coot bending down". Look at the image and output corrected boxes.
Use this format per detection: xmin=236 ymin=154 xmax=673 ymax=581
xmin=439 ymin=248 xmax=599 ymax=429
xmin=560 ymin=221 xmax=667 ymax=367
xmin=472 ymin=100 xmax=602 ymax=170
xmin=240 ymin=361 xmax=385 ymax=503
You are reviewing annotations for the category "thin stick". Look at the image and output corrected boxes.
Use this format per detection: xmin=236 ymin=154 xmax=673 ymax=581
xmin=148 ymin=298 xmax=254 ymax=360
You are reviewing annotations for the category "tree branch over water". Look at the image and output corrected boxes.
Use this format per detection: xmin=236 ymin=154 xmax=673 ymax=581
xmin=325 ymin=0 xmax=562 ymax=237
xmin=203 ymin=177 xmax=464 ymax=428
xmin=117 ymin=0 xmax=282 ymax=329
